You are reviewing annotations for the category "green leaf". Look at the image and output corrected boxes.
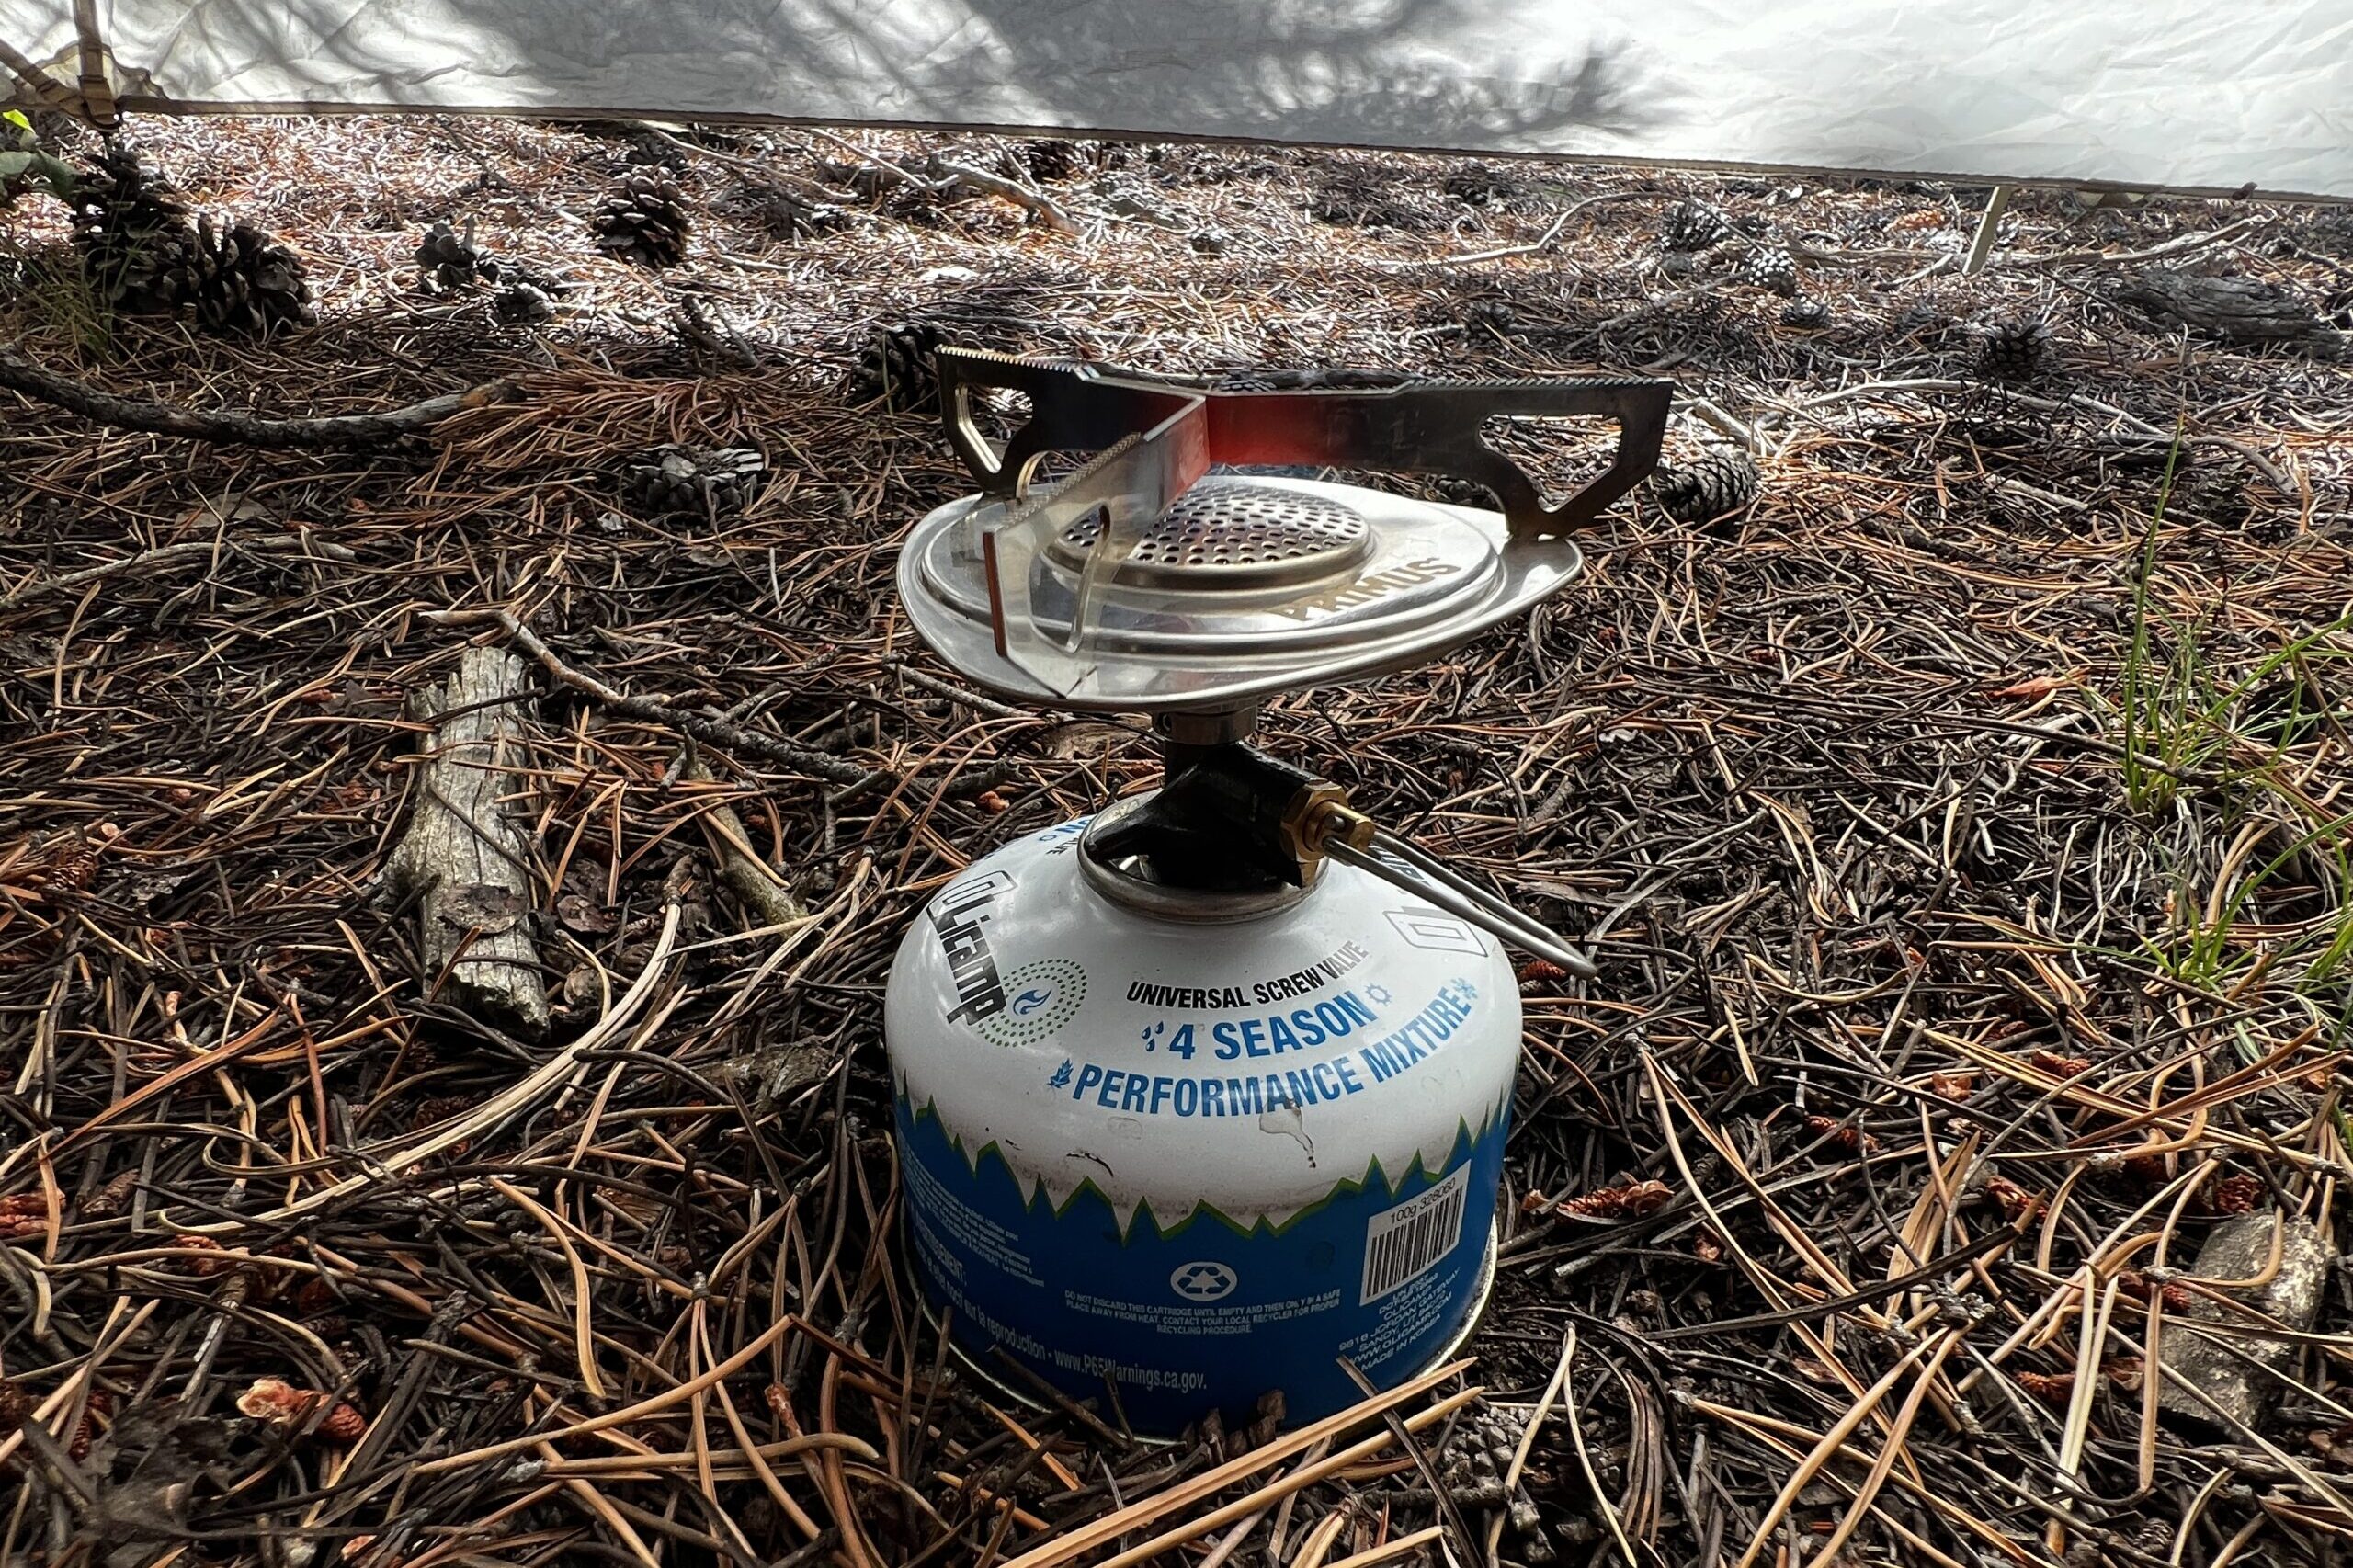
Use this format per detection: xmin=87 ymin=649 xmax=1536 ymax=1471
xmin=2 ymin=109 xmax=30 ymax=131
xmin=0 ymin=151 xmax=32 ymax=179
xmin=31 ymin=151 xmax=74 ymax=200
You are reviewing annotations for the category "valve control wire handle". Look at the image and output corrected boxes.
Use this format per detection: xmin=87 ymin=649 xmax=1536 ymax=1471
xmin=1297 ymin=801 xmax=1598 ymax=981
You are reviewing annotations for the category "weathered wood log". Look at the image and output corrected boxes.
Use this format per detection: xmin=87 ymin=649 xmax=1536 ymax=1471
xmin=2157 ymin=1210 xmax=2334 ymax=1432
xmin=390 ymin=647 xmax=551 ymax=1035
xmin=683 ymin=753 xmax=807 ymax=930
xmin=2114 ymin=268 xmax=2345 ymax=357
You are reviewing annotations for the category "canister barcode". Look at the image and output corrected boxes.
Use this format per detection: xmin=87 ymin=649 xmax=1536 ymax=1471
xmin=1359 ymin=1165 xmax=1471 ymax=1303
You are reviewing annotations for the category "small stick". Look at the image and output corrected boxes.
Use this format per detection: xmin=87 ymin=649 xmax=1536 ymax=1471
xmin=1683 ymin=394 xmax=1760 ymax=453
xmin=2016 ymin=215 xmax=2261 ymax=270
xmin=683 ymin=750 xmax=809 ymax=927
xmin=429 ymin=606 xmax=876 ymax=788
xmin=635 ymin=125 xmax=855 ymax=205
xmin=0 ymin=532 xmax=356 ymax=609
xmin=795 ymin=126 xmax=1076 ymax=232
xmin=1961 ymin=184 xmax=2014 ymax=276
xmin=929 ymin=159 xmax=1079 ymax=235
xmin=1438 ymin=190 xmax=1645 ymax=266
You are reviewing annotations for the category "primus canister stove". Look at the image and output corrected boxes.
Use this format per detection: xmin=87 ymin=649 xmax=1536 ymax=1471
xmin=886 ymin=350 xmax=1670 ymax=1432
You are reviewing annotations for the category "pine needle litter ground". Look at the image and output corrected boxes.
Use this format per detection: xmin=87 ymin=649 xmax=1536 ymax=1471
xmin=1 ymin=114 xmax=2350 ymax=1568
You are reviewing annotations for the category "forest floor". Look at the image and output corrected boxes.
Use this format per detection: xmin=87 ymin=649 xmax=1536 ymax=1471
xmin=2 ymin=113 xmax=2351 ymax=1568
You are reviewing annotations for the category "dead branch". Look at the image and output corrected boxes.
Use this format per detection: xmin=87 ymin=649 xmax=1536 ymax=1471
xmin=0 ymin=531 xmax=357 ymax=609
xmin=926 ymin=158 xmax=1079 ymax=235
xmin=0 ymin=343 xmax=518 ymax=448
xmin=1438 ymin=190 xmax=1646 ymax=266
xmin=2017 ymin=216 xmax=2261 ymax=270
xmin=429 ymin=606 xmax=878 ymax=789
xmin=635 ymin=124 xmax=858 ymax=206
xmin=797 ymin=124 xmax=1075 ymax=233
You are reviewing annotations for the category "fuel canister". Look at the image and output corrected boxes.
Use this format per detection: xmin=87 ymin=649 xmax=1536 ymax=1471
xmin=885 ymin=814 xmax=1519 ymax=1433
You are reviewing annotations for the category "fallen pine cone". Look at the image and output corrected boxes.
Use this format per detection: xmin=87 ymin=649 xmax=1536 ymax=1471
xmin=68 ymin=1391 xmax=112 ymax=1461
xmin=2211 ymin=1173 xmax=2264 ymax=1214
xmin=165 ymin=1233 xmax=237 ymax=1275
xmin=2029 ymin=1049 xmax=2092 ymax=1079
xmin=1929 ymin=1071 xmax=1976 ymax=1102
xmin=2018 ymin=1358 xmax=2146 ymax=1409
xmin=2015 ymin=1369 xmax=2075 ymax=1406
xmin=1982 ymin=1175 xmax=2040 ymax=1224
xmin=1515 ymin=959 xmax=1568 ymax=986
xmin=1777 ymin=297 xmax=1831 ymax=330
xmin=1532 ymin=1178 xmax=1673 ymax=1221
xmin=1803 ymin=1114 xmax=1881 ymax=1154
xmin=77 ymin=1168 xmax=141 ymax=1219
xmin=1651 ymin=447 xmax=1759 ymax=528
xmin=236 ymin=1377 xmax=365 ymax=1442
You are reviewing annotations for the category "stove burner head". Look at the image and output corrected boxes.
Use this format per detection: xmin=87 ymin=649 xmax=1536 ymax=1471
xmin=1049 ymin=483 xmax=1374 ymax=589
xmin=897 ymin=349 xmax=1673 ymax=712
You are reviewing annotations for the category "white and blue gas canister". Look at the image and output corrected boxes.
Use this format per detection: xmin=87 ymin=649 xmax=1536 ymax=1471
xmin=887 ymin=808 xmax=1522 ymax=1432
xmin=883 ymin=350 xmax=1668 ymax=1433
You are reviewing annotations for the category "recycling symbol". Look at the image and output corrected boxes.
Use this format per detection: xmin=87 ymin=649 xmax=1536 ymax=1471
xmin=1170 ymin=1261 xmax=1238 ymax=1301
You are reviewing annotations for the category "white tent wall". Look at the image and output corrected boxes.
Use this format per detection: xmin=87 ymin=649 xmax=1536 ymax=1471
xmin=3 ymin=1 xmax=2351 ymax=199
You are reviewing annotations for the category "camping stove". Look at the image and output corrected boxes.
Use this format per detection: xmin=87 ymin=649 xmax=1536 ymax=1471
xmin=885 ymin=349 xmax=1670 ymax=1432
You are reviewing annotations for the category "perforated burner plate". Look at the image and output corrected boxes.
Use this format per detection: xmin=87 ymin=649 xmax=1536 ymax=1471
xmin=902 ymin=474 xmax=1584 ymax=711
xmin=1047 ymin=482 xmax=1373 ymax=589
